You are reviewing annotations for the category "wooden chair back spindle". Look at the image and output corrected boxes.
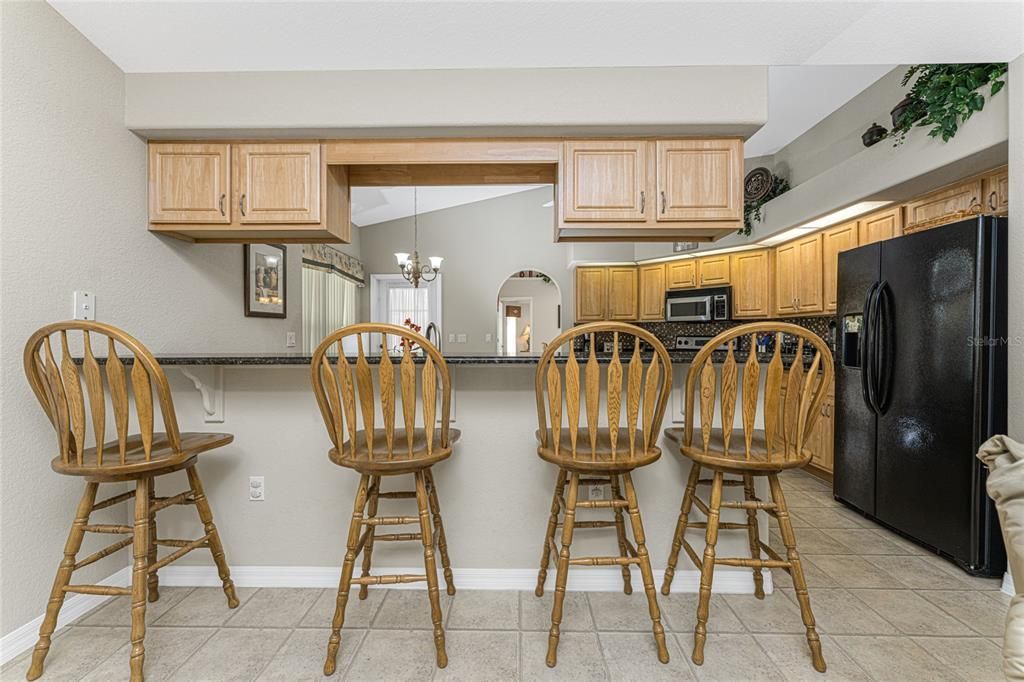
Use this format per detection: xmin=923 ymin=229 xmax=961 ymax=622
xmin=536 ymin=322 xmax=672 ymax=465
xmin=682 ymin=322 xmax=833 ymax=467
xmin=23 ymin=321 xmax=181 ymax=469
xmin=311 ymin=323 xmax=451 ymax=463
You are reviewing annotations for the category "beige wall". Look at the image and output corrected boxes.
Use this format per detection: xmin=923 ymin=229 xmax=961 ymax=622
xmin=1008 ymin=55 xmax=1023 ymax=443
xmin=0 ymin=3 xmax=299 ymax=637
xmin=358 ymin=187 xmax=577 ymax=353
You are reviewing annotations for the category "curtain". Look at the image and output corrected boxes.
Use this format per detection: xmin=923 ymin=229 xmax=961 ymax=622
xmin=303 ymin=265 xmax=358 ymax=354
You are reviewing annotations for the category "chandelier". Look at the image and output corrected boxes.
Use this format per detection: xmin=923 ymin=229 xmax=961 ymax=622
xmin=394 ymin=187 xmax=442 ymax=288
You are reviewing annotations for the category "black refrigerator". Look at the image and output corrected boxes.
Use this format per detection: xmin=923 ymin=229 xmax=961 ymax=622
xmin=834 ymin=216 xmax=1007 ymax=576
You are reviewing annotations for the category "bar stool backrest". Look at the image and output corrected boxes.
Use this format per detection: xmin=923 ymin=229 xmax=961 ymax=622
xmin=311 ymin=323 xmax=452 ymax=460
xmin=535 ymin=322 xmax=673 ymax=462
xmin=23 ymin=321 xmax=181 ymax=468
xmin=683 ymin=322 xmax=834 ymax=465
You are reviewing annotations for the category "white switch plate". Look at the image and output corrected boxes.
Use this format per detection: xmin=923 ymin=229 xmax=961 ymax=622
xmin=249 ymin=476 xmax=265 ymax=501
xmin=589 ymin=485 xmax=605 ymax=500
xmin=456 ymin=333 xmax=467 ymax=343
xmin=73 ymin=291 xmax=95 ymax=320
xmin=484 ymin=333 xmax=493 ymax=342
xmin=285 ymin=331 xmax=296 ymax=348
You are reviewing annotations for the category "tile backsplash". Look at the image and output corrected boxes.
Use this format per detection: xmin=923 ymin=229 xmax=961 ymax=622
xmin=573 ymin=317 xmax=835 ymax=353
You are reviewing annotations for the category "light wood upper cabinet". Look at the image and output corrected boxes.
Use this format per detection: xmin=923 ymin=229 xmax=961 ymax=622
xmin=795 ymin=234 xmax=824 ymax=313
xmin=655 ymin=139 xmax=743 ymax=222
xmin=638 ymin=264 xmax=667 ymax=321
xmin=773 ymin=243 xmax=799 ymax=316
xmin=983 ymin=167 xmax=1008 ymax=214
xmin=235 ymin=143 xmax=321 ymax=224
xmin=859 ymin=206 xmax=902 ymax=244
xmin=666 ymin=260 xmax=697 ymax=289
xmin=149 ymin=144 xmax=231 ymax=224
xmin=822 ymin=221 xmax=860 ymax=313
xmin=575 ymin=267 xmax=608 ymax=322
xmin=561 ymin=141 xmax=649 ymax=222
xmin=904 ymin=178 xmax=983 ymax=233
xmin=730 ymin=249 xmax=771 ymax=319
xmin=697 ymin=255 xmax=731 ymax=286
xmin=607 ymin=266 xmax=639 ymax=320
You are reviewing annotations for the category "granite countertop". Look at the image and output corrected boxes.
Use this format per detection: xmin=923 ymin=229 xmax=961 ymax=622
xmin=77 ymin=350 xmax=825 ymax=367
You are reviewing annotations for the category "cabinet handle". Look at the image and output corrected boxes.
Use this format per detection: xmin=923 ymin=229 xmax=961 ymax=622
xmin=218 ymin=193 xmax=226 ymax=216
xmin=640 ymin=191 xmax=646 ymax=214
xmin=969 ymin=196 xmax=981 ymax=214
xmin=989 ymin=191 xmax=998 ymax=211
xmin=660 ymin=190 xmax=667 ymax=214
xmin=239 ymin=193 xmax=247 ymax=217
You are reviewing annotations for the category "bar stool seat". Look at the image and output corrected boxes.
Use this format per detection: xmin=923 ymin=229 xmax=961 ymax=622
xmin=536 ymin=428 xmax=660 ymax=471
xmin=664 ymin=427 xmax=810 ymax=471
xmin=331 ymin=428 xmax=462 ymax=473
xmin=52 ymin=432 xmax=233 ymax=478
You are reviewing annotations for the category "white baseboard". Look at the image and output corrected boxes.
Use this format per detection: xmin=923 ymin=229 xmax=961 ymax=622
xmin=1 ymin=564 xmax=772 ymax=667
xmin=157 ymin=563 xmax=773 ymax=594
xmin=0 ymin=567 xmax=131 ymax=667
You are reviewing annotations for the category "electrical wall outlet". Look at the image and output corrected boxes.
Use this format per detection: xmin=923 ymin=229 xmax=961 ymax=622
xmin=589 ymin=484 xmax=606 ymax=500
xmin=456 ymin=333 xmax=467 ymax=343
xmin=249 ymin=476 xmax=265 ymax=501
xmin=73 ymin=291 xmax=95 ymax=320
xmin=285 ymin=331 xmax=296 ymax=348
xmin=484 ymin=333 xmax=493 ymax=342
xmin=448 ymin=333 xmax=456 ymax=343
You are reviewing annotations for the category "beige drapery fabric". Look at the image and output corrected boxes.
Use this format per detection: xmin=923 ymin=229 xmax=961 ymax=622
xmin=978 ymin=434 xmax=1024 ymax=679
xmin=303 ymin=266 xmax=358 ymax=354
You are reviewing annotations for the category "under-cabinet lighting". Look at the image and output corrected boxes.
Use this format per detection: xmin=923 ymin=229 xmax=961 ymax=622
xmin=758 ymin=227 xmax=816 ymax=246
xmin=637 ymin=244 xmax=762 ymax=265
xmin=798 ymin=201 xmax=892 ymax=229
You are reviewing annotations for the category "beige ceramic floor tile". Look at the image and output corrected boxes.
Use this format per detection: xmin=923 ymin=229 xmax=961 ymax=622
xmin=779 ymin=588 xmax=896 ymax=635
xmin=911 ymin=636 xmax=1004 ymax=681
xmin=2 ymin=627 xmax=126 ymax=682
xmin=917 ymin=589 xmax=1009 ymax=637
xmin=824 ymin=529 xmax=908 ymax=555
xmin=371 ymin=589 xmax=452 ymax=630
xmin=299 ymin=586 xmax=386 ymax=629
xmin=722 ymin=594 xmax=806 ymax=634
xmin=776 ymin=528 xmax=852 ymax=555
xmin=866 ymin=528 xmax=926 ymax=555
xmin=787 ymin=556 xmax=840 ymax=588
xmin=446 ymin=590 xmax=519 ymax=630
xmin=599 ymin=632 xmax=693 ymax=681
xmin=343 ymin=629 xmax=440 ymax=681
xmin=863 ymin=556 xmax=975 ymax=590
xmin=678 ymin=632 xmax=783 ymax=681
xmin=850 ymin=589 xmax=975 ymax=636
xmin=800 ymin=507 xmax=874 ymax=530
xmin=659 ymin=592 xmax=746 ymax=634
xmin=225 ymin=587 xmax=320 ymax=628
xmin=77 ymin=587 xmax=193 ymax=627
xmin=520 ymin=631 xmax=608 ymax=681
xmin=81 ymin=626 xmax=216 ymax=682
xmin=519 ymin=591 xmax=595 ymax=632
xmin=587 ymin=591 xmax=665 ymax=632
xmin=153 ymin=586 xmax=257 ymax=627
xmin=831 ymin=634 xmax=961 ymax=681
xmin=434 ymin=630 xmax=518 ymax=682
xmin=802 ymin=555 xmax=899 ymax=589
xmin=753 ymin=633 xmax=869 ymax=681
xmin=256 ymin=628 xmax=364 ymax=681
xmin=166 ymin=628 xmax=290 ymax=682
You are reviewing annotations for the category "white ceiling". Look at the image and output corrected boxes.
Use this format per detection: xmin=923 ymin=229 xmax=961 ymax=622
xmin=48 ymin=2 xmax=1023 ymax=73
xmin=352 ymin=185 xmax=547 ymax=227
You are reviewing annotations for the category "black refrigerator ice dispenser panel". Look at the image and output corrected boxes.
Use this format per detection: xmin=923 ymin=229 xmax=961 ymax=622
xmin=841 ymin=314 xmax=863 ymax=368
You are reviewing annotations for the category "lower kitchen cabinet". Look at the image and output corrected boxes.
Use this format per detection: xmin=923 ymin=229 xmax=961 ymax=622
xmin=730 ymin=249 xmax=771 ymax=319
xmin=777 ymin=375 xmax=835 ymax=475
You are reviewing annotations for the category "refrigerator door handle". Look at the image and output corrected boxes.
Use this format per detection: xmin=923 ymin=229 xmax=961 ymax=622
xmin=860 ymin=282 xmax=880 ymax=413
xmin=875 ymin=280 xmax=894 ymax=413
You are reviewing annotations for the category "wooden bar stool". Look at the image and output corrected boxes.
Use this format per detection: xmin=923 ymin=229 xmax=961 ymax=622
xmin=310 ymin=323 xmax=457 ymax=673
xmin=533 ymin=322 xmax=672 ymax=667
xmin=661 ymin=322 xmax=834 ymax=673
xmin=22 ymin=321 xmax=238 ymax=682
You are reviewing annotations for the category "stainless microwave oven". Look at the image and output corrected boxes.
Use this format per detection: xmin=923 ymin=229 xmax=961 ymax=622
xmin=665 ymin=286 xmax=731 ymax=322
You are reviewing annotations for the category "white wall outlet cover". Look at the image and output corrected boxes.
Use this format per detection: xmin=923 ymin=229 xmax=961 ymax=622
xmin=285 ymin=331 xmax=297 ymax=347
xmin=485 ymin=333 xmax=493 ymax=342
xmin=73 ymin=291 xmax=95 ymax=321
xmin=447 ymin=333 xmax=456 ymax=343
xmin=456 ymin=333 xmax=467 ymax=343
xmin=589 ymin=485 xmax=605 ymax=500
xmin=249 ymin=476 xmax=265 ymax=501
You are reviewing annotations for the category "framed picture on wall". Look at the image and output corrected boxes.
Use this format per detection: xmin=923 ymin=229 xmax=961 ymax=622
xmin=244 ymin=244 xmax=287 ymax=318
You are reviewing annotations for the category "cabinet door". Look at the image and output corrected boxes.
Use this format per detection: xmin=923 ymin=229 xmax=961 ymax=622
xmin=822 ymin=221 xmax=859 ymax=312
xmin=904 ymin=179 xmax=982 ymax=233
xmin=795 ymin=234 xmax=823 ymax=313
xmin=575 ymin=267 xmax=608 ymax=322
xmin=607 ymin=267 xmax=639 ymax=320
xmin=638 ymin=264 xmax=667 ymax=321
xmin=235 ymin=143 xmax=321 ymax=224
xmin=655 ymin=139 xmax=742 ymax=222
xmin=984 ymin=168 xmax=1008 ymax=214
xmin=666 ymin=260 xmax=697 ymax=289
xmin=773 ymin=244 xmax=799 ymax=316
xmin=149 ymin=143 xmax=231 ymax=223
xmin=561 ymin=141 xmax=649 ymax=221
xmin=730 ymin=250 xmax=771 ymax=319
xmin=697 ymin=255 xmax=731 ymax=286
xmin=859 ymin=206 xmax=902 ymax=245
